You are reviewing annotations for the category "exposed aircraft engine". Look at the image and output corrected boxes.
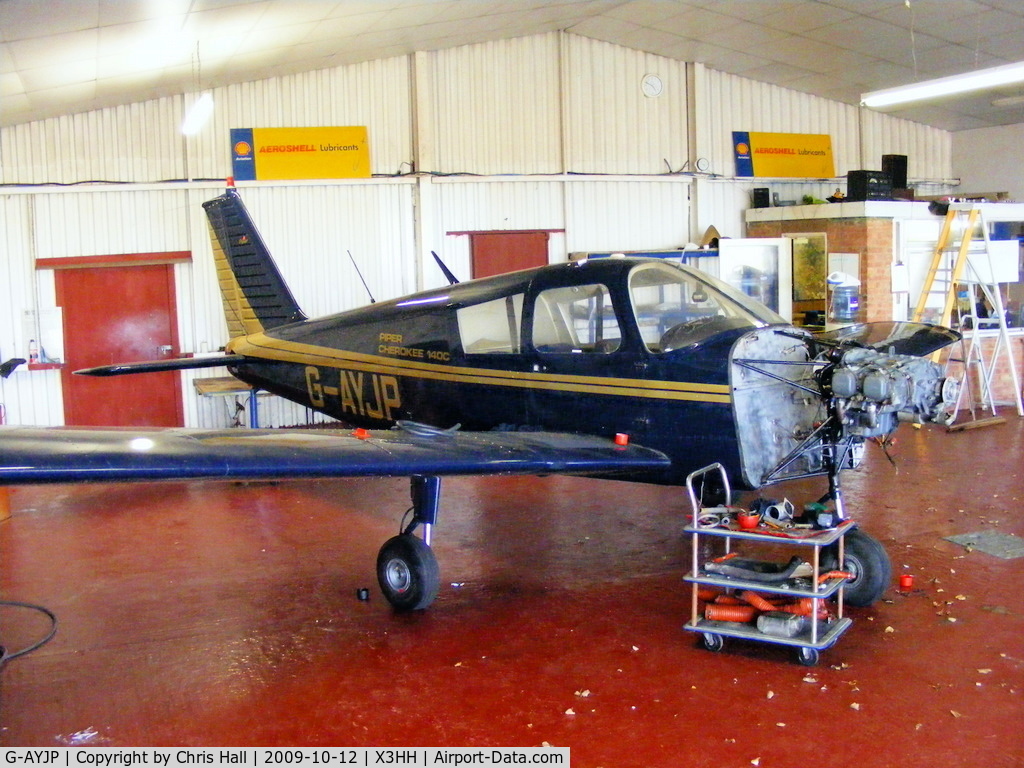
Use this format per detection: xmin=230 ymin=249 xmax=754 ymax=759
xmin=729 ymin=323 xmax=960 ymax=488
xmin=829 ymin=348 xmax=958 ymax=437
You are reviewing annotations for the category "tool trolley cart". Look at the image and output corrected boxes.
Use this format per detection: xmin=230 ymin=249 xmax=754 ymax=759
xmin=682 ymin=463 xmax=853 ymax=666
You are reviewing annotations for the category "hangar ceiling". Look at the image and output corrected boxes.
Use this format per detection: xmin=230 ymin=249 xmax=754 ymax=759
xmin=2 ymin=0 xmax=1023 ymax=132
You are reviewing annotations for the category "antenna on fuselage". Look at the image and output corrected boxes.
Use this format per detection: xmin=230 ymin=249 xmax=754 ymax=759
xmin=432 ymin=251 xmax=460 ymax=285
xmin=346 ymin=249 xmax=376 ymax=303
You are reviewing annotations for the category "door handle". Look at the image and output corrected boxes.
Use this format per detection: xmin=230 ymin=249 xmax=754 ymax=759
xmin=158 ymin=345 xmax=174 ymax=356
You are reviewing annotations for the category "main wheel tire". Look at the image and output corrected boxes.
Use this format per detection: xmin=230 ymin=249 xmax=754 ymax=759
xmin=376 ymin=534 xmax=440 ymax=611
xmin=828 ymin=529 xmax=892 ymax=607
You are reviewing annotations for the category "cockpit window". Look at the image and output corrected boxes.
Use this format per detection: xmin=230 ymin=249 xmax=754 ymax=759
xmin=533 ymin=284 xmax=621 ymax=354
xmin=629 ymin=262 xmax=778 ymax=353
xmin=458 ymin=294 xmax=524 ymax=354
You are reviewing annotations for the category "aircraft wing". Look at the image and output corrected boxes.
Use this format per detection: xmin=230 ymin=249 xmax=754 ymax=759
xmin=0 ymin=425 xmax=670 ymax=485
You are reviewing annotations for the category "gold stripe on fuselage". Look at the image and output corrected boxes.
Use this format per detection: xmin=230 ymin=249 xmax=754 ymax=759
xmin=228 ymin=333 xmax=732 ymax=404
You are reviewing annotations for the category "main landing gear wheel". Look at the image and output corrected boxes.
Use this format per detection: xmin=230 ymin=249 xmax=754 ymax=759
xmin=825 ymin=529 xmax=892 ymax=607
xmin=376 ymin=534 xmax=440 ymax=611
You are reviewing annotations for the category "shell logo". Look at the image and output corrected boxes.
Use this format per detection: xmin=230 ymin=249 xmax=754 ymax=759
xmin=234 ymin=141 xmax=253 ymax=157
xmin=736 ymin=142 xmax=750 ymax=155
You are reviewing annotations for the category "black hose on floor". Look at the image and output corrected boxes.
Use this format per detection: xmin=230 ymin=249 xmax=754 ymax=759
xmin=0 ymin=599 xmax=58 ymax=667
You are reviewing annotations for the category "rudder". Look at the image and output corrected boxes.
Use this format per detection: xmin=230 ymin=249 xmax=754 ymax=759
xmin=203 ymin=188 xmax=306 ymax=336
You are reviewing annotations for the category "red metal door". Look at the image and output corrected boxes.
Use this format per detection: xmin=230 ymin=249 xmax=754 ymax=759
xmin=470 ymin=231 xmax=550 ymax=278
xmin=56 ymin=263 xmax=184 ymax=427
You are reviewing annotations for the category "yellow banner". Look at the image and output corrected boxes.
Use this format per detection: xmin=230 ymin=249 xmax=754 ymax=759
xmin=733 ymin=131 xmax=834 ymax=178
xmin=232 ymin=127 xmax=370 ymax=180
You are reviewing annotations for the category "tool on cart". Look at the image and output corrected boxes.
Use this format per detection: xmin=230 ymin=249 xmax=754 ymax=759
xmin=704 ymin=555 xmax=810 ymax=583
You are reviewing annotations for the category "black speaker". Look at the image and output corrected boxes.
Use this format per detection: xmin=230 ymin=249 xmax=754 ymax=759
xmin=882 ymin=154 xmax=908 ymax=189
xmin=752 ymin=188 xmax=770 ymax=208
xmin=847 ymin=170 xmax=892 ymax=201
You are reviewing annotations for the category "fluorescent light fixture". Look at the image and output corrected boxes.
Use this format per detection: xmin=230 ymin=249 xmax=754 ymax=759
xmin=180 ymin=92 xmax=214 ymax=135
xmin=861 ymin=61 xmax=1024 ymax=108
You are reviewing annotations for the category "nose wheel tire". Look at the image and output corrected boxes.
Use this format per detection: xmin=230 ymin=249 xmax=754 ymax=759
xmin=825 ymin=529 xmax=891 ymax=607
xmin=377 ymin=534 xmax=440 ymax=611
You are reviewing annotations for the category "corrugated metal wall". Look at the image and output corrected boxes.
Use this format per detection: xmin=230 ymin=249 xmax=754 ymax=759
xmin=0 ymin=98 xmax=185 ymax=185
xmin=562 ymin=36 xmax=690 ymax=175
xmin=417 ymin=34 xmax=564 ymax=175
xmin=563 ymin=177 xmax=691 ymax=252
xmin=32 ymin=188 xmax=191 ymax=259
xmin=0 ymin=192 xmax=58 ymax=426
xmin=0 ymin=32 xmax=958 ymax=428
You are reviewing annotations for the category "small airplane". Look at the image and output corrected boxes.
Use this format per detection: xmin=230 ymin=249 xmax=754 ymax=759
xmin=0 ymin=185 xmax=961 ymax=612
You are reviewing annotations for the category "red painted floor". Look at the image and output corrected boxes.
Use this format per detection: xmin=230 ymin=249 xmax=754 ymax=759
xmin=0 ymin=413 xmax=1022 ymax=767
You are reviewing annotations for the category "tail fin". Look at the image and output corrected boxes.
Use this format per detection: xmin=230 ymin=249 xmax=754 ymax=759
xmin=203 ymin=188 xmax=307 ymax=337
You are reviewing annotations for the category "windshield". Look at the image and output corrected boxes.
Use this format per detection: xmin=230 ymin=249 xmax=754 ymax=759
xmin=628 ymin=261 xmax=782 ymax=353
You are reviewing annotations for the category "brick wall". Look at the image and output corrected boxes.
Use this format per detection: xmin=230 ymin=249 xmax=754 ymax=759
xmin=747 ymin=217 xmax=894 ymax=323
xmin=941 ymin=335 xmax=1024 ymax=409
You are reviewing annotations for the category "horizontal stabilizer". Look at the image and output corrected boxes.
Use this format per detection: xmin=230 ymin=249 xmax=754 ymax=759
xmin=75 ymin=355 xmax=248 ymax=377
xmin=0 ymin=426 xmax=671 ymax=485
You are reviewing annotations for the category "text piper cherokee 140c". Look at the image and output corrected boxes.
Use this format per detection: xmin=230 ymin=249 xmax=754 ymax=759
xmin=0 ymin=186 xmax=960 ymax=611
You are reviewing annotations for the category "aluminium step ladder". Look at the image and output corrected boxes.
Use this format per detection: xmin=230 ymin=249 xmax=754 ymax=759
xmin=912 ymin=204 xmax=1022 ymax=420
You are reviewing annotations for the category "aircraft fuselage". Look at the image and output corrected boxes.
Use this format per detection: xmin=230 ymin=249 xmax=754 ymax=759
xmin=226 ymin=258 xmax=755 ymax=487
xmin=221 ymin=254 xmax=959 ymax=494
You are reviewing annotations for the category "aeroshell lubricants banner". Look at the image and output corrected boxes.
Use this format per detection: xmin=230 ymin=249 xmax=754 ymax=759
xmin=231 ymin=127 xmax=370 ymax=181
xmin=733 ymin=131 xmax=834 ymax=178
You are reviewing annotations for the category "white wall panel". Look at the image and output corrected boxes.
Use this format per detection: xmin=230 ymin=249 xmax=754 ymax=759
xmin=0 ymin=193 xmax=64 ymax=425
xmin=436 ymin=178 xmax=566 ymax=232
xmin=185 ymin=56 xmax=413 ymax=181
xmin=563 ymin=178 xmax=691 ymax=253
xmin=418 ymin=34 xmax=563 ymax=175
xmin=32 ymin=188 xmax=191 ymax=260
xmin=859 ymin=109 xmax=953 ymax=181
xmin=563 ymin=36 xmax=689 ymax=175
xmin=0 ymin=98 xmax=184 ymax=185
xmin=0 ymin=194 xmax=34 ymax=360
